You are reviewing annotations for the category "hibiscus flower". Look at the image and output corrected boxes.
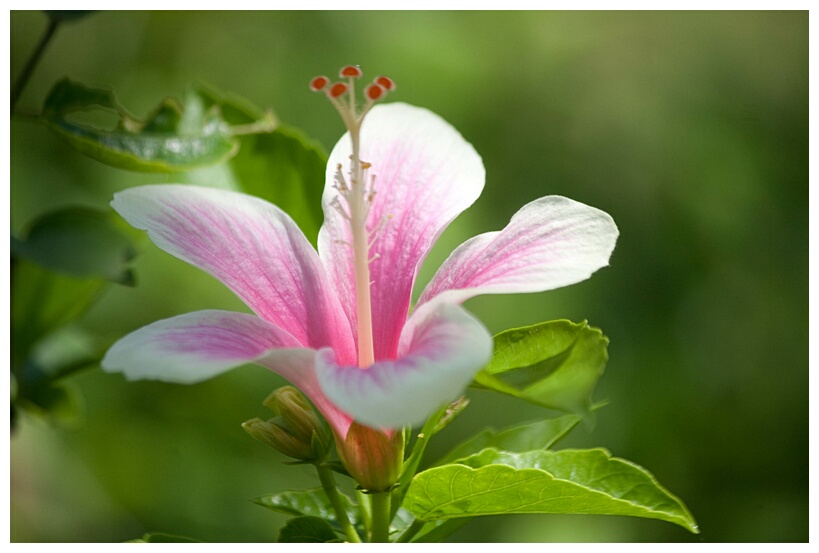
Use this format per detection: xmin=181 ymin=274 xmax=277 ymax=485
xmin=102 ymin=71 xmax=618 ymax=441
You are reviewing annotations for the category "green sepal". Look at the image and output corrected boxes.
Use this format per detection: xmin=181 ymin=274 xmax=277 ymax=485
xmin=432 ymin=396 xmax=470 ymax=434
xmin=474 ymin=320 xmax=608 ymax=419
xmin=320 ymin=460 xmax=351 ymax=479
xmin=405 ymin=448 xmax=699 ymax=534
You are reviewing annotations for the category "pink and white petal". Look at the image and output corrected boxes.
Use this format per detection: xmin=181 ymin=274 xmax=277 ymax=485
xmin=101 ymin=310 xmax=305 ymax=384
xmin=102 ymin=309 xmax=353 ymax=437
xmin=314 ymin=303 xmax=493 ymax=429
xmin=417 ymin=196 xmax=619 ymax=308
xmin=111 ymin=185 xmax=355 ymax=363
xmin=318 ymin=103 xmax=485 ymax=361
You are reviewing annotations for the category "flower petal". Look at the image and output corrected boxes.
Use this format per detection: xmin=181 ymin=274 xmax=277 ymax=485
xmin=418 ymin=196 xmax=619 ymax=307
xmin=111 ymin=185 xmax=355 ymax=363
xmin=318 ymin=103 xmax=485 ymax=361
xmin=101 ymin=310 xmax=353 ymax=436
xmin=314 ymin=303 xmax=493 ymax=429
xmin=101 ymin=310 xmax=303 ymax=384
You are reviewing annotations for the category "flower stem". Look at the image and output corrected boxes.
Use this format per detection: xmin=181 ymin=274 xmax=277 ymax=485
xmin=315 ymin=464 xmax=362 ymax=543
xmin=11 ymin=17 xmax=59 ymax=112
xmin=369 ymin=491 xmax=392 ymax=543
xmin=356 ymin=489 xmax=372 ymax=538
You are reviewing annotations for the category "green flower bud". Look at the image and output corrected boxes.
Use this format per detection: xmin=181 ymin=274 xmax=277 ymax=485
xmin=264 ymin=387 xmax=329 ymax=447
xmin=243 ymin=386 xmax=330 ymax=462
xmin=242 ymin=417 xmax=314 ymax=460
xmin=336 ymin=422 xmax=405 ymax=492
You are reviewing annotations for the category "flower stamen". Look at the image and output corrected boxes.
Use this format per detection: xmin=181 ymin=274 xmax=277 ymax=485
xmin=311 ymin=66 xmax=396 ymax=368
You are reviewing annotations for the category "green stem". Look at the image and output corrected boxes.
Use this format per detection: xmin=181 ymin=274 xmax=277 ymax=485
xmin=370 ymin=491 xmax=392 ymax=543
xmin=229 ymin=110 xmax=277 ymax=135
xmin=315 ymin=465 xmax=362 ymax=543
xmin=395 ymin=519 xmax=426 ymax=543
xmin=11 ymin=17 xmax=60 ymax=112
xmin=356 ymin=489 xmax=371 ymax=539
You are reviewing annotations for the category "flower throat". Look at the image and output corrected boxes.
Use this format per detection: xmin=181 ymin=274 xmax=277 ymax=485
xmin=311 ymin=66 xmax=396 ymax=369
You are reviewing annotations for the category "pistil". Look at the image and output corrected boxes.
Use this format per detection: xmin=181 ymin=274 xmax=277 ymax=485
xmin=348 ymin=125 xmax=376 ymax=368
xmin=311 ymin=66 xmax=396 ymax=368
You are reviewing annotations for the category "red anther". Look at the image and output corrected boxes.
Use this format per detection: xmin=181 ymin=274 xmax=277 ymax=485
xmin=328 ymin=82 xmax=348 ymax=98
xmin=310 ymin=76 xmax=329 ymax=91
xmin=340 ymin=65 xmax=363 ymax=78
xmin=366 ymin=84 xmax=385 ymax=101
xmin=375 ymin=76 xmax=395 ymax=91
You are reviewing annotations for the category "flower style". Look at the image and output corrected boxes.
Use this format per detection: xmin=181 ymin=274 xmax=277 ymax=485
xmin=102 ymin=69 xmax=618 ymax=441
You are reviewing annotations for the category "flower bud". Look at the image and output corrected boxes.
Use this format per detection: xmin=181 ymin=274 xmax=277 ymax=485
xmin=243 ymin=386 xmax=330 ymax=461
xmin=242 ymin=417 xmax=315 ymax=460
xmin=336 ymin=422 xmax=405 ymax=492
xmin=264 ymin=386 xmax=329 ymax=447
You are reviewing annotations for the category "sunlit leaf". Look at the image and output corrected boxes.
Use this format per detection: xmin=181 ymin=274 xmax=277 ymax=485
xmin=436 ymin=414 xmax=581 ymax=465
xmin=405 ymin=448 xmax=699 ymax=533
xmin=474 ymin=320 xmax=608 ymax=418
xmin=40 ymin=78 xmax=256 ymax=172
xmin=12 ymin=207 xmax=136 ymax=285
xmin=277 ymin=516 xmax=339 ymax=543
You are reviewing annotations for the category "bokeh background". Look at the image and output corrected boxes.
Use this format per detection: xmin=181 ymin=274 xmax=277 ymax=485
xmin=9 ymin=10 xmax=807 ymax=542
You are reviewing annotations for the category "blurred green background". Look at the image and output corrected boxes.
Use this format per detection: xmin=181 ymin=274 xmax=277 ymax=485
xmin=9 ymin=10 xmax=807 ymax=542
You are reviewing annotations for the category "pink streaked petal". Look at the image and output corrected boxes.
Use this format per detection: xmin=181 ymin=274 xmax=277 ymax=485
xmin=314 ymin=303 xmax=493 ymax=429
xmin=101 ymin=310 xmax=304 ymax=383
xmin=101 ymin=310 xmax=353 ymax=437
xmin=111 ymin=185 xmax=355 ymax=364
xmin=318 ymin=103 xmax=485 ymax=361
xmin=417 ymin=196 xmax=619 ymax=308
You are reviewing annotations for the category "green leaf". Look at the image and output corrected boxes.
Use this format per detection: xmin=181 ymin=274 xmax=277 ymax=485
xmin=12 ymin=207 xmax=137 ymax=285
xmin=436 ymin=414 xmax=581 ymax=466
xmin=390 ymin=506 xmax=416 ymax=536
xmin=405 ymin=448 xmax=699 ymax=534
xmin=40 ymin=78 xmax=247 ymax=172
xmin=195 ymin=82 xmax=266 ymax=126
xmin=11 ymin=259 xmax=105 ymax=367
xmin=277 ymin=516 xmax=339 ymax=543
xmin=13 ymin=328 xmax=106 ymax=426
xmin=229 ymin=125 xmax=327 ymax=245
xmin=474 ymin=320 xmax=608 ymax=418
xmin=128 ymin=532 xmax=201 ymax=543
xmin=411 ymin=518 xmax=473 ymax=543
xmin=254 ymin=488 xmax=357 ymax=525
